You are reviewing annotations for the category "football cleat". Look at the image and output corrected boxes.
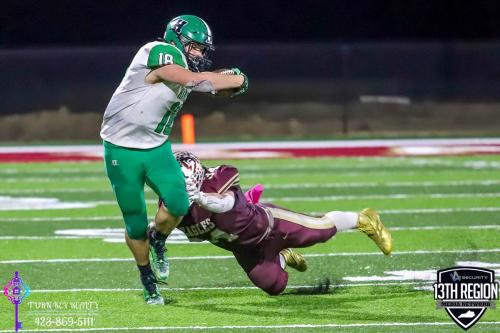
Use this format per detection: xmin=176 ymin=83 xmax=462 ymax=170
xmin=357 ymin=208 xmax=392 ymax=255
xmin=280 ymin=248 xmax=307 ymax=272
xmin=150 ymin=248 xmax=170 ymax=281
xmin=148 ymin=224 xmax=170 ymax=281
xmin=143 ymin=286 xmax=164 ymax=305
xmin=141 ymin=273 xmax=164 ymax=305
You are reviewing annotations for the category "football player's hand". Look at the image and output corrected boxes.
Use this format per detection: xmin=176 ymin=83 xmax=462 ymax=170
xmin=185 ymin=178 xmax=201 ymax=203
xmin=186 ymin=178 xmax=210 ymax=207
xmin=230 ymin=67 xmax=249 ymax=97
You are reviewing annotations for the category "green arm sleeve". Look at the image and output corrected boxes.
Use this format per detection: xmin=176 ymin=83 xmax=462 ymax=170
xmin=147 ymin=44 xmax=187 ymax=69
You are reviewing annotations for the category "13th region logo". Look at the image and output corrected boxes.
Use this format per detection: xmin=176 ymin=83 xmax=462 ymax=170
xmin=433 ymin=267 xmax=499 ymax=330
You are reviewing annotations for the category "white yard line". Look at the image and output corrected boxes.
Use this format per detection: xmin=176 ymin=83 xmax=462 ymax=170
xmin=1 ymin=207 xmax=499 ymax=223
xmin=2 ymin=248 xmax=500 ymax=264
xmin=0 ymin=173 xmax=407 ymax=183
xmin=0 ymin=224 xmax=498 ymax=241
xmin=0 ymin=216 xmax=123 ymax=222
xmin=2 ymin=166 xmax=499 ymax=182
xmin=30 ymin=281 xmax=430 ymax=293
xmin=265 ymin=180 xmax=500 ymax=189
xmin=0 ymin=162 xmax=497 ymax=176
xmin=380 ymin=207 xmax=500 ymax=214
xmin=2 ymin=179 xmax=500 ymax=194
xmin=3 ymin=177 xmax=105 ymax=183
xmin=94 ymin=192 xmax=500 ymax=205
xmin=388 ymin=225 xmax=500 ymax=231
xmin=265 ymin=192 xmax=500 ymax=202
xmin=0 ymin=322 xmax=499 ymax=332
xmin=7 ymin=192 xmax=492 ymax=208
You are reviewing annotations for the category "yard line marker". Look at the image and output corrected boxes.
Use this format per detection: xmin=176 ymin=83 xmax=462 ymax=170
xmin=2 ymin=248 xmax=500 ymax=264
xmin=0 ymin=322 xmax=498 ymax=332
xmin=2 ymin=166 xmax=497 ymax=182
xmin=308 ymin=207 xmax=500 ymax=215
xmin=0 ymin=159 xmax=488 ymax=175
xmin=2 ymin=179 xmax=500 ymax=194
xmin=30 ymin=281 xmax=430 ymax=293
xmin=0 ymin=216 xmax=123 ymax=222
xmin=3 ymin=177 xmax=105 ymax=183
xmin=1 ymin=224 xmax=498 ymax=241
xmin=265 ymin=179 xmax=500 ymax=189
xmin=22 ymin=192 xmax=495 ymax=208
xmin=265 ymin=192 xmax=500 ymax=202
xmin=380 ymin=207 xmax=500 ymax=214
xmin=1 ymin=207 xmax=500 ymax=223
xmin=95 ymin=192 xmax=500 ymax=205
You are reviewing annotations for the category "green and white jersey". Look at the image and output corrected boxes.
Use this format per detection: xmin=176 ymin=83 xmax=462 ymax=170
xmin=100 ymin=41 xmax=191 ymax=149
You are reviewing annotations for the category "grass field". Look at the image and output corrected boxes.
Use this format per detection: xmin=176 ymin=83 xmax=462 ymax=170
xmin=1 ymin=154 xmax=500 ymax=332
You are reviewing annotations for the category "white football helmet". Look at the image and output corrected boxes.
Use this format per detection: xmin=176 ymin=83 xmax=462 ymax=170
xmin=174 ymin=151 xmax=205 ymax=190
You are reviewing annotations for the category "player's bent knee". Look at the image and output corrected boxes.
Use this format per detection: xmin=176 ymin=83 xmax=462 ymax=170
xmin=163 ymin=199 xmax=189 ymax=217
xmin=126 ymin=225 xmax=147 ymax=240
xmin=248 ymin=264 xmax=288 ymax=296
xmin=262 ymin=282 xmax=287 ymax=296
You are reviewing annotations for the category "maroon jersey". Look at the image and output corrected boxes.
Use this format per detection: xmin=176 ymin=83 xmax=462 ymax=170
xmin=177 ymin=165 xmax=272 ymax=251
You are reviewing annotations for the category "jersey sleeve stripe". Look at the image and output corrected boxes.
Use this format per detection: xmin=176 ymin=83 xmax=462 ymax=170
xmin=217 ymin=174 xmax=240 ymax=194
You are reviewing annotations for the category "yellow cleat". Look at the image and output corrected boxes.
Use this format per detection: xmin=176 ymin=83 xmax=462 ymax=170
xmin=280 ymin=248 xmax=307 ymax=272
xmin=357 ymin=208 xmax=393 ymax=255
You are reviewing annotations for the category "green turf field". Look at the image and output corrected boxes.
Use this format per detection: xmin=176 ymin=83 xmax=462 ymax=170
xmin=1 ymin=155 xmax=499 ymax=332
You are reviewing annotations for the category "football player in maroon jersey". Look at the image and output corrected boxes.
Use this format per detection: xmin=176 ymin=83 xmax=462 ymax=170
xmin=151 ymin=151 xmax=392 ymax=295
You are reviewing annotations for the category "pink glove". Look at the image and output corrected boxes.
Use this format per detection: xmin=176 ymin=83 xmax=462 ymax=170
xmin=244 ymin=184 xmax=264 ymax=204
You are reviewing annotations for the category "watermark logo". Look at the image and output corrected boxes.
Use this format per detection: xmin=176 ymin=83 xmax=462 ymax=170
xmin=3 ymin=271 xmax=30 ymax=332
xmin=433 ymin=266 xmax=499 ymax=330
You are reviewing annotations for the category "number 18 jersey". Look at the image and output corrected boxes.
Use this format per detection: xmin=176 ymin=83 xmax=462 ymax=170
xmin=100 ymin=41 xmax=191 ymax=149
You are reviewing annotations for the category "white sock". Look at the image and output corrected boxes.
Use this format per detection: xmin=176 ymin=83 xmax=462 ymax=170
xmin=325 ymin=211 xmax=358 ymax=232
xmin=279 ymin=253 xmax=286 ymax=269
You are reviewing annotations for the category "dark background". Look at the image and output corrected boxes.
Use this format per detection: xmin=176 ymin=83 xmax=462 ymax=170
xmin=2 ymin=0 xmax=500 ymax=47
xmin=1 ymin=0 xmax=500 ymax=139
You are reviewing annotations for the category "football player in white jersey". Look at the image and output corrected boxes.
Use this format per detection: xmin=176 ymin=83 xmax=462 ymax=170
xmin=100 ymin=15 xmax=248 ymax=305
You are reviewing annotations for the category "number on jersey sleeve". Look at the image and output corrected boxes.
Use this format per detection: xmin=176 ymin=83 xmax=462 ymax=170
xmin=147 ymin=44 xmax=187 ymax=69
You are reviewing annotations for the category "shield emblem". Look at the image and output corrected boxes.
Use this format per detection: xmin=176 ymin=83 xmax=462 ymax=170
xmin=437 ymin=267 xmax=494 ymax=330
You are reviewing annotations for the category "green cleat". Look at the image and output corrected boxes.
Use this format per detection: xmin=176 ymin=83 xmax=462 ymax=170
xmin=149 ymin=247 xmax=170 ymax=282
xmin=141 ymin=272 xmax=165 ymax=305
xmin=148 ymin=223 xmax=170 ymax=282
xmin=143 ymin=286 xmax=164 ymax=305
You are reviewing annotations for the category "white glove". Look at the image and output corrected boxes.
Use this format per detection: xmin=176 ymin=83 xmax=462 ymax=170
xmin=185 ymin=178 xmax=206 ymax=205
xmin=185 ymin=177 xmax=235 ymax=213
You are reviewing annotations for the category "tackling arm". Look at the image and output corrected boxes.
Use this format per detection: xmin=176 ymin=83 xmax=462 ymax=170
xmin=145 ymin=65 xmax=244 ymax=92
xmin=193 ymin=191 xmax=235 ymax=213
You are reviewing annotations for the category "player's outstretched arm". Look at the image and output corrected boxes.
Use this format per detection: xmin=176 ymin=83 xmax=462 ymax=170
xmin=186 ymin=179 xmax=236 ymax=213
xmin=145 ymin=64 xmax=244 ymax=92
xmin=194 ymin=191 xmax=235 ymax=213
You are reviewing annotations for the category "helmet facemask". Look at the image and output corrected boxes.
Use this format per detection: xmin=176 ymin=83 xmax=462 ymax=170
xmin=179 ymin=36 xmax=213 ymax=72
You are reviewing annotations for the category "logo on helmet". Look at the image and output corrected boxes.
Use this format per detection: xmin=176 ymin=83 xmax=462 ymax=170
xmin=171 ymin=19 xmax=188 ymax=35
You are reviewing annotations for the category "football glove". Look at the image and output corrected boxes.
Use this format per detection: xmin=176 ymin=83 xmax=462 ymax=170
xmin=186 ymin=177 xmax=211 ymax=207
xmin=186 ymin=178 xmax=203 ymax=204
xmin=230 ymin=67 xmax=249 ymax=97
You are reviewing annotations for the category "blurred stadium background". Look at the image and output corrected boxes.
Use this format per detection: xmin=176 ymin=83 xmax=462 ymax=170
xmin=2 ymin=0 xmax=500 ymax=141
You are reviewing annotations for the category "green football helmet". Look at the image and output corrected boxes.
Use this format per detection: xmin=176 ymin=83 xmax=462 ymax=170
xmin=164 ymin=15 xmax=215 ymax=72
